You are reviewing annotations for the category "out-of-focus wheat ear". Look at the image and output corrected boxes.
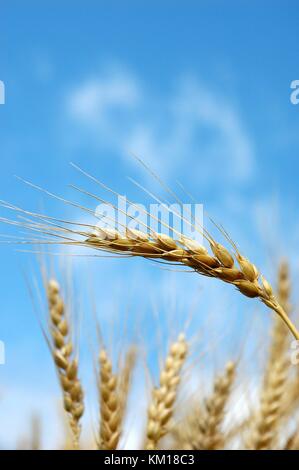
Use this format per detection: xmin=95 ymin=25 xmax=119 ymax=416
xmin=245 ymin=358 xmax=287 ymax=450
xmin=98 ymin=349 xmax=121 ymax=450
xmin=47 ymin=279 xmax=84 ymax=450
xmin=277 ymin=261 xmax=291 ymax=312
xmin=118 ymin=346 xmax=137 ymax=426
xmin=285 ymin=428 xmax=299 ymax=450
xmin=268 ymin=261 xmax=291 ymax=368
xmin=189 ymin=361 xmax=236 ymax=450
xmin=260 ymin=261 xmax=292 ymax=426
xmin=170 ymin=403 xmax=202 ymax=451
xmin=30 ymin=414 xmax=41 ymax=450
xmin=145 ymin=334 xmax=188 ymax=451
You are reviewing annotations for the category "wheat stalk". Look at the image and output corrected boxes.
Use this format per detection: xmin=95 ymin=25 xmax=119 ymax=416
xmin=145 ymin=333 xmax=188 ymax=450
xmin=47 ymin=279 xmax=84 ymax=450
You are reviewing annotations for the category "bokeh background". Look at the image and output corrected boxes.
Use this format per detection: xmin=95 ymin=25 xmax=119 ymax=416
xmin=0 ymin=0 xmax=299 ymax=449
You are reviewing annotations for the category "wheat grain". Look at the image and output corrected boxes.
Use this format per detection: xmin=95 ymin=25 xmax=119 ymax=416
xmin=145 ymin=333 xmax=188 ymax=450
xmin=47 ymin=279 xmax=84 ymax=450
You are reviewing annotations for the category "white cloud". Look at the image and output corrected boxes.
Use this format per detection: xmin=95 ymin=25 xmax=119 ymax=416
xmin=66 ymin=66 xmax=255 ymax=186
xmin=68 ymin=68 xmax=141 ymax=124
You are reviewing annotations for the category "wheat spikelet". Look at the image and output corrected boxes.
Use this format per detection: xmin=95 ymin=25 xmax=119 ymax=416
xmin=184 ymin=361 xmax=236 ymax=450
xmin=98 ymin=349 xmax=121 ymax=450
xmin=145 ymin=333 xmax=188 ymax=450
xmin=246 ymin=357 xmax=287 ymax=450
xmin=47 ymin=279 xmax=84 ymax=449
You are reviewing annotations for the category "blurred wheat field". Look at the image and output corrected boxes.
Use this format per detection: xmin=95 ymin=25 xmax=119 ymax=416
xmin=3 ymin=260 xmax=299 ymax=450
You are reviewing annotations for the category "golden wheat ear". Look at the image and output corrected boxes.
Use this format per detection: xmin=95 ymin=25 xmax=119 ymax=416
xmin=98 ymin=348 xmax=121 ymax=450
xmin=68 ymin=164 xmax=299 ymax=340
xmin=118 ymin=346 xmax=137 ymax=425
xmin=84 ymin=225 xmax=299 ymax=340
xmin=47 ymin=279 xmax=84 ymax=450
xmin=97 ymin=344 xmax=136 ymax=451
xmin=285 ymin=428 xmax=299 ymax=450
xmin=241 ymin=261 xmax=292 ymax=450
xmin=245 ymin=357 xmax=287 ymax=450
xmin=176 ymin=361 xmax=236 ymax=450
xmin=145 ymin=333 xmax=188 ymax=450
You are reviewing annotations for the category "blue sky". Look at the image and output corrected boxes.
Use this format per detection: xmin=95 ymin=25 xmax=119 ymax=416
xmin=0 ymin=0 xmax=299 ymax=448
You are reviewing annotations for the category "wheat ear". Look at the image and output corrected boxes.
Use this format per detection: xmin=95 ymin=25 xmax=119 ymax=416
xmin=254 ymin=262 xmax=291 ymax=443
xmin=6 ymin=186 xmax=298 ymax=338
xmin=98 ymin=349 xmax=121 ymax=450
xmin=119 ymin=346 xmax=137 ymax=425
xmin=145 ymin=333 xmax=188 ymax=450
xmin=285 ymin=428 xmax=299 ymax=450
xmin=84 ymin=228 xmax=299 ymax=340
xmin=30 ymin=414 xmax=41 ymax=450
xmin=246 ymin=358 xmax=287 ymax=450
xmin=227 ymin=262 xmax=292 ymax=443
xmin=3 ymin=168 xmax=298 ymax=338
xmin=268 ymin=261 xmax=291 ymax=367
xmin=47 ymin=279 xmax=84 ymax=450
xmin=187 ymin=361 xmax=235 ymax=450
